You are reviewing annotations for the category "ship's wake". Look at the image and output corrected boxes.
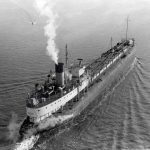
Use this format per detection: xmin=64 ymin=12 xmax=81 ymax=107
xmin=12 ymin=114 xmax=73 ymax=150
xmin=7 ymin=113 xmax=39 ymax=150
xmin=14 ymin=135 xmax=39 ymax=150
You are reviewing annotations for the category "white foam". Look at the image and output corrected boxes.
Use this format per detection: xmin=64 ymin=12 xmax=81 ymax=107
xmin=14 ymin=135 xmax=39 ymax=150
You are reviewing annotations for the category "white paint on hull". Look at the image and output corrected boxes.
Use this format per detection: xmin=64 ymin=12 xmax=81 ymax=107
xmin=27 ymin=78 xmax=89 ymax=123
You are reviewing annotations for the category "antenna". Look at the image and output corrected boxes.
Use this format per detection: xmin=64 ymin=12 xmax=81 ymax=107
xmin=126 ymin=16 xmax=129 ymax=41
xmin=65 ymin=44 xmax=68 ymax=68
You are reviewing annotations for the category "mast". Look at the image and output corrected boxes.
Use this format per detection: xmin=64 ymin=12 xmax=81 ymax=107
xmin=65 ymin=44 xmax=68 ymax=68
xmin=126 ymin=16 xmax=129 ymax=41
xmin=111 ymin=37 xmax=113 ymax=49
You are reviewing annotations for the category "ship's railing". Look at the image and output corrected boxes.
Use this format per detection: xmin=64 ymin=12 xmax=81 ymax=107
xmin=26 ymin=83 xmax=77 ymax=108
xmin=26 ymin=40 xmax=133 ymax=109
xmin=89 ymin=43 xmax=132 ymax=78
xmin=27 ymin=92 xmax=61 ymax=108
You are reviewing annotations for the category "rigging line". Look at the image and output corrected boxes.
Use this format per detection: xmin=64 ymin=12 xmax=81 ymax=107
xmin=10 ymin=0 xmax=34 ymax=23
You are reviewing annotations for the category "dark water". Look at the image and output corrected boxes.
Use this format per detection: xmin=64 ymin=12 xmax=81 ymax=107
xmin=1 ymin=0 xmax=150 ymax=150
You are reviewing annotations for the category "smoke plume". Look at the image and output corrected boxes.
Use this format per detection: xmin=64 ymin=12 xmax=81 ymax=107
xmin=35 ymin=0 xmax=59 ymax=64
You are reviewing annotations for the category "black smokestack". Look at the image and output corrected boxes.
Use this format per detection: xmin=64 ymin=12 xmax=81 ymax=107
xmin=55 ymin=62 xmax=64 ymax=73
xmin=55 ymin=62 xmax=64 ymax=87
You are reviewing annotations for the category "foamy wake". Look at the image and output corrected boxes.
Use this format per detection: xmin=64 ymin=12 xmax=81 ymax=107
xmin=14 ymin=135 xmax=39 ymax=150
xmin=13 ymin=114 xmax=73 ymax=150
xmin=131 ymin=57 xmax=138 ymax=69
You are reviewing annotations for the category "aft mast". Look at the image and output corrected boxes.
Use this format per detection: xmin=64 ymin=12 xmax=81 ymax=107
xmin=126 ymin=16 xmax=129 ymax=41
xmin=65 ymin=44 xmax=68 ymax=68
xmin=111 ymin=37 xmax=113 ymax=49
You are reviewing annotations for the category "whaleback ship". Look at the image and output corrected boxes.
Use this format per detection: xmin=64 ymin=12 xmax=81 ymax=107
xmin=19 ymin=38 xmax=135 ymax=139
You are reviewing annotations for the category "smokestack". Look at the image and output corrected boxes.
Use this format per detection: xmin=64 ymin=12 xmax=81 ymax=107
xmin=55 ymin=62 xmax=64 ymax=87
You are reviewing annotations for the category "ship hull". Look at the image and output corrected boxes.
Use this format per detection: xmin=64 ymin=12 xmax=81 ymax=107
xmin=19 ymin=46 xmax=136 ymax=141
